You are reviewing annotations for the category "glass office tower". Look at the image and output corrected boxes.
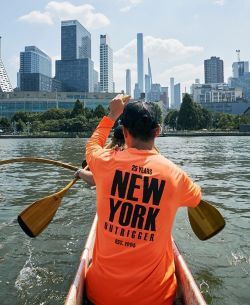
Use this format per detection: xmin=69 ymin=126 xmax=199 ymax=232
xmin=18 ymin=46 xmax=52 ymax=91
xmin=61 ymin=20 xmax=91 ymax=60
xmin=20 ymin=46 xmax=52 ymax=77
xmin=56 ymin=20 xmax=94 ymax=92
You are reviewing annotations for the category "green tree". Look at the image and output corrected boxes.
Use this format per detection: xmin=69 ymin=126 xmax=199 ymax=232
xmin=177 ymin=94 xmax=199 ymax=130
xmin=164 ymin=110 xmax=179 ymax=130
xmin=93 ymin=105 xmax=106 ymax=118
xmin=71 ymin=99 xmax=84 ymax=117
xmin=15 ymin=119 xmax=26 ymax=132
xmin=11 ymin=112 xmax=29 ymax=123
xmin=0 ymin=117 xmax=11 ymax=131
xmin=217 ymin=113 xmax=234 ymax=130
xmin=40 ymin=108 xmax=69 ymax=122
xmin=152 ymin=103 xmax=162 ymax=124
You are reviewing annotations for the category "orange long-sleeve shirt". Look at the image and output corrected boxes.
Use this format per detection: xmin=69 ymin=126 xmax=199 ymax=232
xmin=85 ymin=116 xmax=201 ymax=305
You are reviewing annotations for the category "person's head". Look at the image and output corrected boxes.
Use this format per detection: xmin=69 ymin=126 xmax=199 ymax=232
xmin=111 ymin=125 xmax=125 ymax=147
xmin=120 ymin=101 xmax=161 ymax=143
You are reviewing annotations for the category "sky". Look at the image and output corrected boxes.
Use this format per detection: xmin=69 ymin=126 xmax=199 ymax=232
xmin=1 ymin=0 xmax=250 ymax=93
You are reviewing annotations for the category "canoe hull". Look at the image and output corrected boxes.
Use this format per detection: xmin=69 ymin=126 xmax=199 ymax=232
xmin=64 ymin=215 xmax=206 ymax=305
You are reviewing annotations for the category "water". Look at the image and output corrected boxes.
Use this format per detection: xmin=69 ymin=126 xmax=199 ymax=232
xmin=0 ymin=137 xmax=249 ymax=305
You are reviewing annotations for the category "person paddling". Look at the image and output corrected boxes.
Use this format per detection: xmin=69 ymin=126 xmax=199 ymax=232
xmin=75 ymin=124 xmax=125 ymax=187
xmin=81 ymin=94 xmax=201 ymax=305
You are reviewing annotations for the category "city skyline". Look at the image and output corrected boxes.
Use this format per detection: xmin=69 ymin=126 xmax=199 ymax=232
xmin=1 ymin=0 xmax=250 ymax=92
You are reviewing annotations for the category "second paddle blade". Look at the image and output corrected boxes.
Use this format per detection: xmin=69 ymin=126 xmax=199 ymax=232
xmin=188 ymin=200 xmax=226 ymax=241
xmin=18 ymin=194 xmax=62 ymax=237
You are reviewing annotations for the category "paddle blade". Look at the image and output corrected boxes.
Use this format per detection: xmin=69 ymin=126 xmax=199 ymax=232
xmin=17 ymin=194 xmax=62 ymax=237
xmin=188 ymin=200 xmax=225 ymax=241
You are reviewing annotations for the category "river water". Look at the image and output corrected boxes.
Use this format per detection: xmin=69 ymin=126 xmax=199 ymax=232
xmin=0 ymin=137 xmax=249 ymax=305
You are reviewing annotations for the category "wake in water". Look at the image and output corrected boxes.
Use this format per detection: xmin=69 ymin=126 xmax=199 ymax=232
xmin=15 ymin=240 xmax=50 ymax=292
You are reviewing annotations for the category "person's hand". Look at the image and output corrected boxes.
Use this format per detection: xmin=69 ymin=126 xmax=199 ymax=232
xmin=74 ymin=168 xmax=83 ymax=179
xmin=108 ymin=94 xmax=130 ymax=121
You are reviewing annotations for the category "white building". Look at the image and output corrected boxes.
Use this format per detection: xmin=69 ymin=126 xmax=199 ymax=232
xmin=0 ymin=37 xmax=13 ymax=93
xmin=191 ymin=83 xmax=242 ymax=103
xmin=100 ymin=34 xmax=113 ymax=92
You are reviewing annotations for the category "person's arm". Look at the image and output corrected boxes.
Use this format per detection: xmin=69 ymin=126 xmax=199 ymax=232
xmin=177 ymin=171 xmax=202 ymax=208
xmin=85 ymin=94 xmax=130 ymax=172
xmin=75 ymin=168 xmax=95 ymax=186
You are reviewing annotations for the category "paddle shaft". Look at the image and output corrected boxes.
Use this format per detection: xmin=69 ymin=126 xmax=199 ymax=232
xmin=0 ymin=157 xmax=79 ymax=171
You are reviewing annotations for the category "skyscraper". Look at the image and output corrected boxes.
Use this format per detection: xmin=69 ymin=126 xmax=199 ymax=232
xmin=18 ymin=46 xmax=52 ymax=91
xmin=55 ymin=20 xmax=94 ymax=92
xmin=204 ymin=56 xmax=224 ymax=84
xmin=174 ymin=83 xmax=181 ymax=109
xmin=126 ymin=69 xmax=131 ymax=96
xmin=134 ymin=83 xmax=140 ymax=100
xmin=137 ymin=33 xmax=144 ymax=93
xmin=0 ymin=36 xmax=13 ymax=92
xmin=61 ymin=20 xmax=91 ymax=60
xmin=20 ymin=46 xmax=52 ymax=76
xmin=100 ymin=34 xmax=113 ymax=92
xmin=170 ymin=77 xmax=175 ymax=108
xmin=232 ymin=61 xmax=249 ymax=78
xmin=145 ymin=58 xmax=152 ymax=101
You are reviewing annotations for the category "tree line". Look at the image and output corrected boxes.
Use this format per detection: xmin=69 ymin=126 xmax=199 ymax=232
xmin=0 ymin=100 xmax=108 ymax=134
xmin=164 ymin=94 xmax=249 ymax=131
xmin=0 ymin=95 xmax=249 ymax=134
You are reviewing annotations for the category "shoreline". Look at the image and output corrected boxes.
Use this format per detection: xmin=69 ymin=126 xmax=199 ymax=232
xmin=1 ymin=131 xmax=250 ymax=139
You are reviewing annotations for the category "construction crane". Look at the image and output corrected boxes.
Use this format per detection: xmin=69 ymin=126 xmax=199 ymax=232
xmin=236 ymin=49 xmax=241 ymax=62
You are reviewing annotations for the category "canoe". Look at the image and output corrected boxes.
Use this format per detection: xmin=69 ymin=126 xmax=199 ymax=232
xmin=64 ymin=215 xmax=207 ymax=305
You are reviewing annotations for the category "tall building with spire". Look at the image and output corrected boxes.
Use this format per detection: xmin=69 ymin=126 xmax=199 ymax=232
xmin=100 ymin=34 xmax=113 ymax=92
xmin=0 ymin=36 xmax=13 ymax=92
xmin=137 ymin=33 xmax=144 ymax=94
xmin=145 ymin=58 xmax=152 ymax=101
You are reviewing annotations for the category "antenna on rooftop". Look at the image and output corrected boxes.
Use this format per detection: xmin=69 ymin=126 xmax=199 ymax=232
xmin=236 ymin=50 xmax=241 ymax=62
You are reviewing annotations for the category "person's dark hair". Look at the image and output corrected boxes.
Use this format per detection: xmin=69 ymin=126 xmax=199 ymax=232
xmin=121 ymin=101 xmax=160 ymax=141
xmin=112 ymin=125 xmax=125 ymax=147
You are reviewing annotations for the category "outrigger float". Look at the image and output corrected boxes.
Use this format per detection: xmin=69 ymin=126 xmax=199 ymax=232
xmin=64 ymin=215 xmax=207 ymax=305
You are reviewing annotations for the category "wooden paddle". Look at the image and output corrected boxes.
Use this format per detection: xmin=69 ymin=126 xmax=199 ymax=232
xmin=16 ymin=160 xmax=88 ymax=237
xmin=0 ymin=157 xmax=79 ymax=171
xmin=188 ymin=200 xmax=225 ymax=240
xmin=18 ymin=177 xmax=78 ymax=237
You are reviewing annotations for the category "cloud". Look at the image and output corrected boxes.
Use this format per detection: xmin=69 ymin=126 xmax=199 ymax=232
xmin=120 ymin=0 xmax=143 ymax=12
xmin=115 ymin=36 xmax=203 ymax=63
xmin=158 ymin=64 xmax=204 ymax=92
xmin=18 ymin=1 xmax=110 ymax=29
xmin=18 ymin=11 xmax=53 ymax=25
xmin=214 ymin=0 xmax=225 ymax=6
xmin=114 ymin=36 xmax=204 ymax=92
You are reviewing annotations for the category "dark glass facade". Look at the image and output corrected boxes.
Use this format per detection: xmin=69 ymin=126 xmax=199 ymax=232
xmin=56 ymin=20 xmax=93 ymax=92
xmin=204 ymin=57 xmax=224 ymax=84
xmin=20 ymin=73 xmax=52 ymax=91
xmin=61 ymin=20 xmax=91 ymax=60
xmin=19 ymin=46 xmax=52 ymax=77
xmin=56 ymin=58 xmax=93 ymax=92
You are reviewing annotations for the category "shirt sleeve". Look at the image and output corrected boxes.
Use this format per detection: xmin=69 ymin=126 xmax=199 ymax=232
xmin=85 ymin=116 xmax=115 ymax=173
xmin=176 ymin=171 xmax=202 ymax=208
